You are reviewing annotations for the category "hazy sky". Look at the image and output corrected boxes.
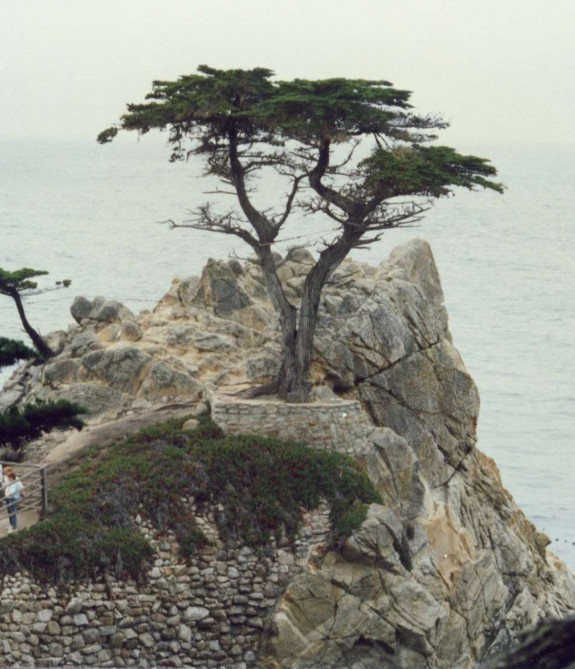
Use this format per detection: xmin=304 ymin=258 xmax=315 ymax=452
xmin=2 ymin=0 xmax=574 ymax=147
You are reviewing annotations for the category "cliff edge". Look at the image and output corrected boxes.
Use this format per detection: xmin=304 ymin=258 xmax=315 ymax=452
xmin=2 ymin=238 xmax=574 ymax=668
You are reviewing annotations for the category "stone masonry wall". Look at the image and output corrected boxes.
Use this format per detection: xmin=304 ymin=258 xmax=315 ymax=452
xmin=210 ymin=395 xmax=376 ymax=456
xmin=0 ymin=504 xmax=331 ymax=668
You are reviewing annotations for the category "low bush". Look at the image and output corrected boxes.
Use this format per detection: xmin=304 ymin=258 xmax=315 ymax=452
xmin=0 ymin=399 xmax=87 ymax=455
xmin=0 ymin=416 xmax=381 ymax=582
xmin=0 ymin=337 xmax=39 ymax=367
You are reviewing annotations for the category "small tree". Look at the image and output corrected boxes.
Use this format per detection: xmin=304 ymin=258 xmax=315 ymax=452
xmin=0 ymin=400 xmax=87 ymax=455
xmin=0 ymin=267 xmax=55 ymax=359
xmin=0 ymin=337 xmax=86 ymax=455
xmin=0 ymin=337 xmax=39 ymax=368
xmin=99 ymin=65 xmax=503 ymax=402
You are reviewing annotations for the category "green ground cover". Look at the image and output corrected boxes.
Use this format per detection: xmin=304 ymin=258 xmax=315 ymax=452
xmin=0 ymin=416 xmax=380 ymax=582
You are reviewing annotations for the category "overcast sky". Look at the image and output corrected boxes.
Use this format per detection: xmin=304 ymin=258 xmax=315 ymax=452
xmin=1 ymin=0 xmax=574 ymax=147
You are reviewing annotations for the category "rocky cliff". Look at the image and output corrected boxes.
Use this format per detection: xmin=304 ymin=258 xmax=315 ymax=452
xmin=3 ymin=238 xmax=575 ymax=668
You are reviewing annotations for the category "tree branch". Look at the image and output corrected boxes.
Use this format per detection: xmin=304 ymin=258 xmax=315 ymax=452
xmin=308 ymin=139 xmax=358 ymax=217
xmin=164 ymin=208 xmax=260 ymax=251
xmin=227 ymin=129 xmax=277 ymax=246
xmin=277 ymin=173 xmax=307 ymax=227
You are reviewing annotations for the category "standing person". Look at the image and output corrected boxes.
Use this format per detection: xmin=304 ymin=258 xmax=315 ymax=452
xmin=3 ymin=466 xmax=24 ymax=532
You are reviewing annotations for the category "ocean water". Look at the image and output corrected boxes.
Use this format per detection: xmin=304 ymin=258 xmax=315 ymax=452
xmin=1 ymin=137 xmax=574 ymax=567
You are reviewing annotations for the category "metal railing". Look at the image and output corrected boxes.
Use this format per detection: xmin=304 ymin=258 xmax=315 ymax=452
xmin=1 ymin=461 xmax=48 ymax=523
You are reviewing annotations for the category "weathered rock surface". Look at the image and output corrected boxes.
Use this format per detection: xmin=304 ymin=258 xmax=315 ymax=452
xmin=2 ymin=238 xmax=575 ymax=668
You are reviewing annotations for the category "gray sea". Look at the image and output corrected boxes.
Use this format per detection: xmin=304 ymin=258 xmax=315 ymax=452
xmin=1 ymin=137 xmax=574 ymax=567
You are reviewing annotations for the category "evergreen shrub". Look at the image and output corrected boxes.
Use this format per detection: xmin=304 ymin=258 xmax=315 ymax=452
xmin=0 ymin=416 xmax=381 ymax=582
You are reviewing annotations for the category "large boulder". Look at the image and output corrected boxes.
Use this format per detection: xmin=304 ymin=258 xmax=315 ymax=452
xmin=188 ymin=258 xmax=252 ymax=317
xmin=37 ymin=383 xmax=130 ymax=417
xmin=70 ymin=296 xmax=136 ymax=325
xmin=139 ymin=361 xmax=202 ymax=401
xmin=79 ymin=345 xmax=152 ymax=394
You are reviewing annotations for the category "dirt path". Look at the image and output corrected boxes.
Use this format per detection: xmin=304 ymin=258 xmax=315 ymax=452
xmin=1 ymin=507 xmax=39 ymax=534
xmin=0 ymin=402 xmax=198 ymax=538
xmin=43 ymin=402 xmax=198 ymax=471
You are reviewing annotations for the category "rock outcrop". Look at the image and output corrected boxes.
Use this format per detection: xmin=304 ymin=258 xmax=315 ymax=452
xmin=2 ymin=238 xmax=575 ymax=668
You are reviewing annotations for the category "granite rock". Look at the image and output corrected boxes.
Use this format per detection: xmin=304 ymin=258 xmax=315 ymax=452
xmin=3 ymin=238 xmax=575 ymax=668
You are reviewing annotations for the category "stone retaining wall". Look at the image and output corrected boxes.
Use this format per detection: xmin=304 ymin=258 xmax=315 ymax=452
xmin=210 ymin=395 xmax=375 ymax=456
xmin=0 ymin=503 xmax=331 ymax=668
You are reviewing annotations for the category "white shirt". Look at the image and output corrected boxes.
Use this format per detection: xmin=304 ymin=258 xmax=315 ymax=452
xmin=4 ymin=479 xmax=23 ymax=500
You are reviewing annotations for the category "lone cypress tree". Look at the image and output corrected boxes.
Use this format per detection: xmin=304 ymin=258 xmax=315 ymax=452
xmin=99 ymin=65 xmax=503 ymax=401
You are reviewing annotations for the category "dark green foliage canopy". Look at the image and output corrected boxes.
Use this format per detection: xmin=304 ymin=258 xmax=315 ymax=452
xmin=255 ymin=76 xmax=427 ymax=142
xmin=0 ymin=337 xmax=38 ymax=368
xmin=98 ymin=64 xmax=502 ymax=201
xmin=360 ymin=145 xmax=503 ymax=198
xmin=99 ymin=66 xmax=278 ymax=155
xmin=0 ymin=400 xmax=86 ymax=453
xmin=0 ymin=267 xmax=49 ymax=295
xmin=0 ymin=416 xmax=380 ymax=582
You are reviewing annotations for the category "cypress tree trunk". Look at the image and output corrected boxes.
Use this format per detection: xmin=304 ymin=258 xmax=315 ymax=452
xmin=254 ymin=246 xmax=298 ymax=400
xmin=263 ymin=229 xmax=361 ymax=403
xmin=8 ymin=288 xmax=53 ymax=359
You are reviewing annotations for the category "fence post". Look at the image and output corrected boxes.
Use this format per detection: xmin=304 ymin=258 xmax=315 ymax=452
xmin=40 ymin=467 xmax=48 ymax=515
